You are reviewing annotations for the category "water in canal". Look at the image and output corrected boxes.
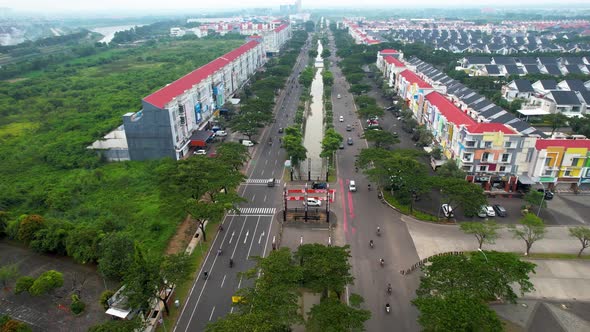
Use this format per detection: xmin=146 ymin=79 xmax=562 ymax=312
xmin=301 ymin=40 xmax=325 ymax=181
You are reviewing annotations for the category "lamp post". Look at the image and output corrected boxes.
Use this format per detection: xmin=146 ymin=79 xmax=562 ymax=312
xmin=477 ymin=248 xmax=489 ymax=263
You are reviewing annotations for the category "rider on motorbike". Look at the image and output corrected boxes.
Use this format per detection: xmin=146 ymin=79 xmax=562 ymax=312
xmin=369 ymin=240 xmax=374 ymax=248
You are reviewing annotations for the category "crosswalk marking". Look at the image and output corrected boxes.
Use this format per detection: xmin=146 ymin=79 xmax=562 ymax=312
xmin=244 ymin=179 xmax=281 ymax=185
xmin=227 ymin=207 xmax=276 ymax=216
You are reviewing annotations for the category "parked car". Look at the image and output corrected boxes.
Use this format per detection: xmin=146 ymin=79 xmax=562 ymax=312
xmin=312 ymin=182 xmax=327 ymax=189
xmin=441 ymin=204 xmax=454 ymax=218
xmin=339 ymin=142 xmax=345 ymax=149
xmin=339 ymin=115 xmax=344 ymax=122
xmin=346 ymin=124 xmax=352 ymax=131
xmin=385 ymin=106 xmax=396 ymax=111
xmin=493 ymin=204 xmax=507 ymax=217
xmin=194 ymin=149 xmax=207 ymax=155
xmin=477 ymin=207 xmax=488 ymax=218
xmin=211 ymin=126 xmax=222 ymax=132
xmin=304 ymin=198 xmax=322 ymax=207
xmin=537 ymin=189 xmax=554 ymax=200
xmin=485 ymin=206 xmax=496 ymax=217
xmin=216 ymin=130 xmax=228 ymax=137
xmin=347 ymin=137 xmax=353 ymax=145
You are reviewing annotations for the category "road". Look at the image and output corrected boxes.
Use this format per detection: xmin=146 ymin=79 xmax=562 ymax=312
xmin=326 ymin=31 xmax=421 ymax=331
xmin=174 ymin=37 xmax=312 ymax=332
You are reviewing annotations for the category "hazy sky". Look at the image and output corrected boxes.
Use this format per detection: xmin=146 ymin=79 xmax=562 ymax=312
xmin=2 ymin=0 xmax=590 ymax=12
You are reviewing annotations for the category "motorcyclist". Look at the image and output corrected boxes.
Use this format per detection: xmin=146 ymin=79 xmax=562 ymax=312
xmin=369 ymin=240 xmax=374 ymax=248
xmin=376 ymin=227 xmax=381 ymax=235
xmin=387 ymin=283 xmax=392 ymax=294
xmin=203 ymin=271 xmax=208 ymax=280
xmin=385 ymin=303 xmax=391 ymax=313
xmin=217 ymin=248 xmax=222 ymax=256
xmin=229 ymin=258 xmax=234 ymax=268
xmin=368 ymin=184 xmax=371 ymax=191
xmin=380 ymin=258 xmax=385 ymax=266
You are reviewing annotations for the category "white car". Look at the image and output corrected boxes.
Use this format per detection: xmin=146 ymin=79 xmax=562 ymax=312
xmin=339 ymin=115 xmax=344 ymax=122
xmin=485 ymin=206 xmax=496 ymax=217
xmin=441 ymin=204 xmax=454 ymax=218
xmin=216 ymin=130 xmax=228 ymax=137
xmin=304 ymin=198 xmax=322 ymax=207
xmin=337 ymin=94 xmax=341 ymax=99
xmin=193 ymin=149 xmax=207 ymax=155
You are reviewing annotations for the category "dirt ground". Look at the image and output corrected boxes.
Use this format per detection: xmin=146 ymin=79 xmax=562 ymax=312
xmin=0 ymin=240 xmax=118 ymax=332
xmin=165 ymin=215 xmax=198 ymax=255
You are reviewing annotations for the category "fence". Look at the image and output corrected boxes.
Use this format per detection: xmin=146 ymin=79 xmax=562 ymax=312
xmin=400 ymin=251 xmax=464 ymax=275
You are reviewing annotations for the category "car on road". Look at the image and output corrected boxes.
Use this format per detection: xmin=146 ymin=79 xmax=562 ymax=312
xmin=312 ymin=182 xmax=328 ymax=189
xmin=349 ymin=180 xmax=356 ymax=192
xmin=339 ymin=115 xmax=344 ymax=122
xmin=339 ymin=142 xmax=344 ymax=149
xmin=215 ymin=130 xmax=228 ymax=137
xmin=211 ymin=125 xmax=222 ymax=132
xmin=347 ymin=137 xmax=353 ymax=145
xmin=493 ymin=204 xmax=507 ymax=217
xmin=441 ymin=204 xmax=454 ymax=218
xmin=537 ymin=189 xmax=554 ymax=200
xmin=346 ymin=124 xmax=352 ymax=131
xmin=304 ymin=198 xmax=322 ymax=207
xmin=278 ymin=127 xmax=284 ymax=133
xmin=194 ymin=149 xmax=207 ymax=155
xmin=337 ymin=94 xmax=341 ymax=99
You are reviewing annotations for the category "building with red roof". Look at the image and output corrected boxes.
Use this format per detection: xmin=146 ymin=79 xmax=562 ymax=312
xmin=121 ymin=24 xmax=292 ymax=161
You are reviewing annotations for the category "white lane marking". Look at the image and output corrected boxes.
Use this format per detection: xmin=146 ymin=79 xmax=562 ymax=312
xmin=265 ymin=159 xmax=268 ymax=165
xmin=209 ymin=306 xmax=215 ymax=321
xmin=261 ymin=169 xmax=265 ymax=176
xmin=247 ymin=216 xmax=261 ymax=258
xmin=275 ymin=160 xmax=278 ymax=165
xmin=220 ymin=275 xmax=226 ymax=288
xmin=237 ymin=276 xmax=243 ymax=289
xmin=263 ymin=194 xmax=267 ymax=202
xmin=243 ymin=230 xmax=250 ymax=244
xmin=262 ymin=216 xmax=273 ymax=258
xmin=230 ymin=307 xmax=234 ymax=313
xmin=258 ymin=231 xmax=265 ymax=245
xmin=231 ymin=216 xmax=248 ymax=259
xmin=252 ymin=194 xmax=256 ymax=201
xmin=229 ymin=231 xmax=235 ymax=244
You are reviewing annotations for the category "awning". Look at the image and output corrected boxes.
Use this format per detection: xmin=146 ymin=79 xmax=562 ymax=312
xmin=106 ymin=307 xmax=132 ymax=319
xmin=517 ymin=175 xmax=536 ymax=185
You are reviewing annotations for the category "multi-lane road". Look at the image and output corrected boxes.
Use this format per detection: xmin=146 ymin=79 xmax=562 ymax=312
xmin=176 ymin=30 xmax=423 ymax=331
xmin=173 ymin=38 xmax=311 ymax=332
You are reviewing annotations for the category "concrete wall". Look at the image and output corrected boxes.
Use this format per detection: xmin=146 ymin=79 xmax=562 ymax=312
xmin=124 ymin=106 xmax=175 ymax=161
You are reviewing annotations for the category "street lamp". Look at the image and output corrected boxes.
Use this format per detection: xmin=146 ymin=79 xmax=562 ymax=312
xmin=477 ymin=248 xmax=489 ymax=263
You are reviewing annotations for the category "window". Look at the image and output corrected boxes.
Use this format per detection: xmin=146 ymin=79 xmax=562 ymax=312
xmin=479 ymin=165 xmax=488 ymax=172
xmin=565 ymin=170 xmax=572 ymax=176
xmin=463 ymin=153 xmax=473 ymax=162
xmin=466 ymin=140 xmax=476 ymax=147
xmin=544 ymin=169 xmax=552 ymax=176
xmin=504 ymin=141 xmax=512 ymax=148
xmin=501 ymin=153 xmax=510 ymax=163
xmin=572 ymin=158 xmax=580 ymax=166
xmin=484 ymin=141 xmax=492 ymax=148
xmin=481 ymin=152 xmax=491 ymax=162
xmin=462 ymin=165 xmax=472 ymax=172
xmin=499 ymin=166 xmax=511 ymax=173
xmin=545 ymin=158 xmax=552 ymax=166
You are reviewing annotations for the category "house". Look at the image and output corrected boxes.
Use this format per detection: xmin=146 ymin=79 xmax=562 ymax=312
xmin=503 ymin=64 xmax=523 ymax=76
xmin=382 ymin=55 xmax=406 ymax=87
xmin=503 ymin=79 xmax=535 ymax=102
xmin=479 ymin=65 xmax=503 ymax=77
xmin=542 ymin=64 xmax=564 ymax=76
xmin=532 ymin=79 xmax=558 ymax=95
xmin=558 ymin=79 xmax=588 ymax=92
xmin=523 ymin=64 xmax=541 ymax=74
xmin=544 ymin=90 xmax=585 ymax=117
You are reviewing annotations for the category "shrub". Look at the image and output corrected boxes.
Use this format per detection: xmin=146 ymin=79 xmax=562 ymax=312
xmin=14 ymin=276 xmax=34 ymax=294
xmin=99 ymin=289 xmax=115 ymax=310
xmin=29 ymin=270 xmax=63 ymax=296
xmin=70 ymin=294 xmax=86 ymax=315
xmin=17 ymin=214 xmax=45 ymax=245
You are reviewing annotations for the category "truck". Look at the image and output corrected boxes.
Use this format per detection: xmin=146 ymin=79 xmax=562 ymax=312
xmin=239 ymin=139 xmax=254 ymax=147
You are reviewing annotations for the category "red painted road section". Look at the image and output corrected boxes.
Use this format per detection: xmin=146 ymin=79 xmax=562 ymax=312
xmin=339 ymin=178 xmax=348 ymax=236
xmin=347 ymin=190 xmax=355 ymax=220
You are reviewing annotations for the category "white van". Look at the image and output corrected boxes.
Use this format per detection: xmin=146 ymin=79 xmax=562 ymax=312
xmin=349 ymin=180 xmax=356 ymax=192
xmin=241 ymin=140 xmax=254 ymax=147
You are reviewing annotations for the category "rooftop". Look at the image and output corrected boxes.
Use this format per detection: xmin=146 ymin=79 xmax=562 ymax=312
xmin=536 ymin=139 xmax=590 ymax=150
xmin=467 ymin=122 xmax=516 ymax=135
xmin=400 ymin=69 xmax=432 ymax=89
xmin=426 ymin=92 xmax=474 ymax=126
xmin=384 ymin=55 xmax=405 ymax=67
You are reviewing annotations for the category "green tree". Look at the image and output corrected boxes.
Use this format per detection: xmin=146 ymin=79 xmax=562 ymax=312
xmin=320 ymin=128 xmax=343 ymax=158
xmin=88 ymin=318 xmax=144 ymax=332
xmin=523 ymin=190 xmax=546 ymax=210
xmin=460 ymin=221 xmax=501 ymax=249
xmin=99 ymin=289 xmax=115 ymax=310
xmin=98 ymin=233 xmax=135 ymax=280
xmin=321 ymin=49 xmax=331 ymax=59
xmin=306 ymin=297 xmax=371 ymax=332
xmin=17 ymin=214 xmax=45 ymax=245
xmin=29 ymin=219 xmax=73 ymax=255
xmin=29 ymin=270 xmax=64 ymax=296
xmin=362 ymin=130 xmax=400 ymax=149
xmin=509 ymin=213 xmax=547 ymax=256
xmin=436 ymin=160 xmax=466 ymax=179
xmin=322 ymin=70 xmax=334 ymax=86
xmin=0 ymin=211 xmax=9 ymax=238
xmin=215 ymin=142 xmax=249 ymax=171
xmin=186 ymin=196 xmax=241 ymax=242
xmin=543 ymin=113 xmax=569 ymax=135
xmin=413 ymin=291 xmax=503 ymax=332
xmin=294 ymin=244 xmax=353 ymax=299
xmin=434 ymin=177 xmax=487 ymax=217
xmin=14 ymin=276 xmax=34 ymax=294
xmin=357 ymin=105 xmax=384 ymax=119
xmin=66 ymin=225 xmax=103 ymax=264
xmin=569 ymin=226 xmax=590 ymax=257
xmin=0 ymin=264 xmax=19 ymax=289
xmin=416 ymin=252 xmax=536 ymax=303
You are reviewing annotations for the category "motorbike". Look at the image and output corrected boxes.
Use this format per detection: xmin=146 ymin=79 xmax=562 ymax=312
xmin=380 ymin=259 xmax=385 ymax=267
xmin=203 ymin=272 xmax=208 ymax=280
xmin=376 ymin=227 xmax=381 ymax=236
xmin=385 ymin=304 xmax=391 ymax=313
xmin=229 ymin=259 xmax=234 ymax=268
xmin=387 ymin=286 xmax=392 ymax=295
xmin=369 ymin=240 xmax=374 ymax=248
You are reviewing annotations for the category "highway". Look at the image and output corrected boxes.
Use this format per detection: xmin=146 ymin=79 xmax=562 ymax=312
xmin=173 ymin=36 xmax=312 ymax=332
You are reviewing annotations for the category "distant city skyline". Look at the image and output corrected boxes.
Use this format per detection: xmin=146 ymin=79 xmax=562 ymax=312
xmin=3 ymin=0 xmax=590 ymax=13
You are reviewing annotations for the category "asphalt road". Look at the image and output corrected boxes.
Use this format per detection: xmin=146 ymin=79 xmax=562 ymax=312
xmin=326 ymin=32 xmax=421 ymax=331
xmin=174 ymin=37 xmax=312 ymax=332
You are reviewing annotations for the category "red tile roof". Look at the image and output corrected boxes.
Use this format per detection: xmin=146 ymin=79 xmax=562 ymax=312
xmin=143 ymin=41 xmax=260 ymax=109
xmin=535 ymin=139 xmax=590 ymax=150
xmin=274 ymin=24 xmax=288 ymax=32
xmin=399 ymin=70 xmax=432 ymax=89
xmin=384 ymin=55 xmax=405 ymax=67
xmin=380 ymin=49 xmax=399 ymax=54
xmin=426 ymin=92 xmax=475 ymax=126
xmin=467 ymin=123 xmax=516 ymax=134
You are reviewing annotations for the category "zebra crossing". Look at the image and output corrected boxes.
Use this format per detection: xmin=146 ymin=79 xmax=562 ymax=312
xmin=243 ymin=178 xmax=281 ymax=185
xmin=227 ymin=207 xmax=276 ymax=216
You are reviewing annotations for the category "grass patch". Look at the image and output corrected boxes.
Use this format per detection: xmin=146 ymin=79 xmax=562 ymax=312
xmin=157 ymin=221 xmax=219 ymax=332
xmin=383 ymin=192 xmax=440 ymax=222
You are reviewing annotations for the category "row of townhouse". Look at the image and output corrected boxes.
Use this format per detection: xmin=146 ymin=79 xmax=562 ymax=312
xmin=502 ymin=78 xmax=590 ymax=118
xmin=458 ymin=56 xmax=590 ymax=77
xmin=341 ymin=19 xmax=382 ymax=45
xmin=376 ymin=50 xmax=590 ymax=192
xmin=89 ymin=24 xmax=292 ymax=162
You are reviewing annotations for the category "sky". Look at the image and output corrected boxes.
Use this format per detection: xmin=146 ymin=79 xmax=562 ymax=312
xmin=1 ymin=0 xmax=589 ymax=13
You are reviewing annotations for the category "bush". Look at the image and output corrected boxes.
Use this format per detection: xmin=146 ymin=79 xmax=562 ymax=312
xmin=70 ymin=294 xmax=86 ymax=315
xmin=99 ymin=289 xmax=115 ymax=310
xmin=1 ymin=318 xmax=32 ymax=332
xmin=14 ymin=276 xmax=34 ymax=294
xmin=17 ymin=214 xmax=45 ymax=245
xmin=29 ymin=270 xmax=63 ymax=296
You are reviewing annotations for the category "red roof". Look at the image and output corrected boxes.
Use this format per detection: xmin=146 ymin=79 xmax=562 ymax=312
xmin=143 ymin=41 xmax=260 ymax=109
xmin=399 ymin=70 xmax=432 ymax=89
xmin=535 ymin=139 xmax=590 ymax=150
xmin=466 ymin=123 xmax=516 ymax=135
xmin=380 ymin=49 xmax=399 ymax=54
xmin=274 ymin=24 xmax=288 ymax=32
xmin=384 ymin=55 xmax=405 ymax=67
xmin=426 ymin=92 xmax=475 ymax=126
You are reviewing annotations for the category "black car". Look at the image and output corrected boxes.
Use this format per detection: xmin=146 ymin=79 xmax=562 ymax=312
xmin=312 ymin=182 xmax=328 ymax=189
xmin=537 ymin=189 xmax=554 ymax=200
xmin=278 ymin=127 xmax=284 ymax=133
xmin=347 ymin=137 xmax=354 ymax=145
xmin=492 ymin=204 xmax=507 ymax=217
